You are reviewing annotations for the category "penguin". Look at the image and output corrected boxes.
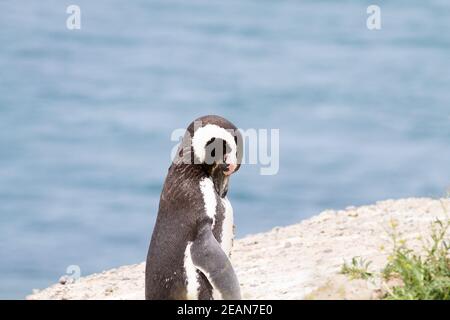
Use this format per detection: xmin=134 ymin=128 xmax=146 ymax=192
xmin=145 ymin=115 xmax=243 ymax=300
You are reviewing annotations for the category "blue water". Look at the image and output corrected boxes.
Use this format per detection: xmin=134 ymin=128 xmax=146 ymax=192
xmin=1 ymin=0 xmax=449 ymax=299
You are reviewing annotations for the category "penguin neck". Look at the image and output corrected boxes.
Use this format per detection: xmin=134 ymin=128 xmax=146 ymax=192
xmin=206 ymin=164 xmax=229 ymax=198
xmin=172 ymin=163 xmax=229 ymax=198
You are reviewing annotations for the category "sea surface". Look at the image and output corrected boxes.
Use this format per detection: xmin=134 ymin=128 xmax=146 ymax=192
xmin=0 ymin=0 xmax=449 ymax=299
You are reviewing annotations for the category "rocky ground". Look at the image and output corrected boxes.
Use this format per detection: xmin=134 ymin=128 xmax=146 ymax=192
xmin=27 ymin=198 xmax=450 ymax=300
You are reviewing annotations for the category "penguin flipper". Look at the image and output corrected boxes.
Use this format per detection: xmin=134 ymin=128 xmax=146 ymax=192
xmin=190 ymin=222 xmax=241 ymax=300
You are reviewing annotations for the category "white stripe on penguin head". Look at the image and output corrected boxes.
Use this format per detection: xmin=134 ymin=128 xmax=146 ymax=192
xmin=192 ymin=124 xmax=237 ymax=164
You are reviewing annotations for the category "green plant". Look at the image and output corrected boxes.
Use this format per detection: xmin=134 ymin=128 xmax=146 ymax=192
xmin=340 ymin=256 xmax=373 ymax=280
xmin=382 ymin=218 xmax=450 ymax=300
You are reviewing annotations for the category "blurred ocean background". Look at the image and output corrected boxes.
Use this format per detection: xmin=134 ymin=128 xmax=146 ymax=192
xmin=1 ymin=0 xmax=449 ymax=299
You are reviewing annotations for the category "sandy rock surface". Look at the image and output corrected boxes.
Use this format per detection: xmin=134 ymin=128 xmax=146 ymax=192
xmin=27 ymin=198 xmax=450 ymax=300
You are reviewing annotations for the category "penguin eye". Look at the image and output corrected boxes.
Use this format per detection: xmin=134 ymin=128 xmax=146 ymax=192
xmin=204 ymin=138 xmax=229 ymax=164
xmin=220 ymin=141 xmax=232 ymax=161
xmin=204 ymin=138 xmax=218 ymax=164
xmin=224 ymin=141 xmax=231 ymax=155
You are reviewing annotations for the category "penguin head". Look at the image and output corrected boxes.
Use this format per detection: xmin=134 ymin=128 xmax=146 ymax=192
xmin=203 ymin=137 xmax=235 ymax=176
xmin=181 ymin=115 xmax=243 ymax=176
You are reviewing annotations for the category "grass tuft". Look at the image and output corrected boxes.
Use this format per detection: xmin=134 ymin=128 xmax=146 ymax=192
xmin=382 ymin=218 xmax=450 ymax=300
xmin=340 ymin=256 xmax=373 ymax=280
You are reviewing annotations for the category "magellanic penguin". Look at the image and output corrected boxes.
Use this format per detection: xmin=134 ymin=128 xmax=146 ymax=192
xmin=145 ymin=115 xmax=243 ymax=300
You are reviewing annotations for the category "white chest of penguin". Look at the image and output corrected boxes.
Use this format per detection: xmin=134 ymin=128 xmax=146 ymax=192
xmin=183 ymin=177 xmax=235 ymax=300
xmin=199 ymin=177 xmax=234 ymax=256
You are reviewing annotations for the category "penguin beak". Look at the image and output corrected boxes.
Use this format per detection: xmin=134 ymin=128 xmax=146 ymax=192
xmin=224 ymin=163 xmax=237 ymax=175
xmin=223 ymin=154 xmax=237 ymax=176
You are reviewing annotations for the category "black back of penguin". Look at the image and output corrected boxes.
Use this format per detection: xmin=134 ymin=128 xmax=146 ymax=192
xmin=145 ymin=115 xmax=242 ymax=300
